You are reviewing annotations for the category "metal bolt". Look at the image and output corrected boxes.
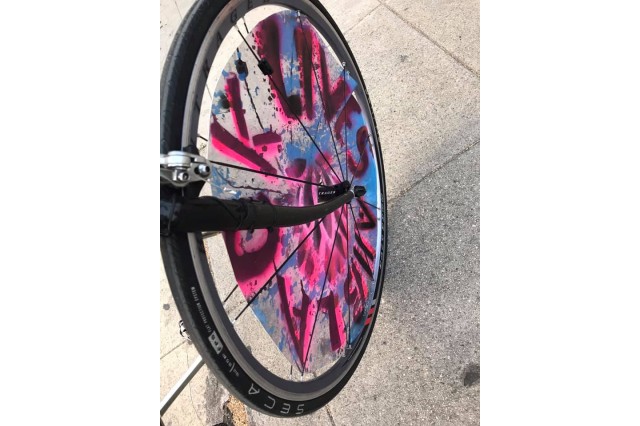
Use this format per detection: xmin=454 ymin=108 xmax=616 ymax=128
xmin=196 ymin=164 xmax=211 ymax=177
xmin=177 ymin=171 xmax=190 ymax=182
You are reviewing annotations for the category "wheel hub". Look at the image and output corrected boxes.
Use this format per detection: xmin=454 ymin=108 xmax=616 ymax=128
xmin=317 ymin=181 xmax=366 ymax=201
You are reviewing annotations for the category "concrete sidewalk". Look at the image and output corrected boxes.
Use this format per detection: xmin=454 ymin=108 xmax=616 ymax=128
xmin=160 ymin=0 xmax=479 ymax=424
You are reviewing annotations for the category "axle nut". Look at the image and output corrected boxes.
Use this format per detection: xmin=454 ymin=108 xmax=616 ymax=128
xmin=353 ymin=186 xmax=366 ymax=197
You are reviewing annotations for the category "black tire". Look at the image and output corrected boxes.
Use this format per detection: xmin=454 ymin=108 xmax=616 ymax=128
xmin=161 ymin=0 xmax=388 ymax=417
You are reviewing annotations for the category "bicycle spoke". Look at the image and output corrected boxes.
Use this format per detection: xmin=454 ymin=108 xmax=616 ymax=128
xmin=234 ymin=26 xmax=343 ymax=184
xmin=348 ymin=203 xmax=371 ymax=265
xmin=242 ymin=17 xmax=250 ymax=35
xmin=210 ymin=159 xmax=328 ymax=188
xmin=346 ymin=205 xmax=352 ymax=348
xmin=298 ymin=18 xmax=345 ymax=182
xmin=222 ymin=284 xmax=238 ymax=305
xmin=199 ymin=130 xmax=327 ymax=188
xmin=360 ymin=200 xmax=382 ymax=211
xmin=343 ymin=64 xmax=348 ymax=184
xmin=302 ymin=206 xmax=345 ymax=372
xmin=309 ymin=106 xmax=324 ymax=154
xmin=234 ymin=216 xmax=327 ymax=321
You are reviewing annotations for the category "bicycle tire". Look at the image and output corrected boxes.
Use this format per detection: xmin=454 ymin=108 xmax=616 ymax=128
xmin=161 ymin=0 xmax=388 ymax=417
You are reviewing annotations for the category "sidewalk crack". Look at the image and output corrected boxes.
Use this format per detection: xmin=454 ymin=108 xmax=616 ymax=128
xmin=160 ymin=340 xmax=186 ymax=360
xmin=379 ymin=2 xmax=479 ymax=78
xmin=344 ymin=3 xmax=382 ymax=37
xmin=172 ymin=0 xmax=184 ymax=19
xmin=325 ymin=404 xmax=338 ymax=426
xmin=389 ymin=140 xmax=479 ymax=205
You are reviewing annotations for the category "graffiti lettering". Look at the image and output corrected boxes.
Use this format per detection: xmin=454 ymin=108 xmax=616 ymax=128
xmin=318 ymin=290 xmax=346 ymax=351
xmin=276 ymin=273 xmax=314 ymax=367
xmin=207 ymin=10 xmax=380 ymax=371
xmin=256 ymin=17 xmax=351 ymax=124
xmin=211 ymin=74 xmax=282 ymax=173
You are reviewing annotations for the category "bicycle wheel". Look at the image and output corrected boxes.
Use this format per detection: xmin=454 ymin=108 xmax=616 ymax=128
xmin=161 ymin=0 xmax=387 ymax=417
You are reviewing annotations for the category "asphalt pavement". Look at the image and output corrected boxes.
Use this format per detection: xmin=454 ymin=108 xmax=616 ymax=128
xmin=160 ymin=0 xmax=479 ymax=424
